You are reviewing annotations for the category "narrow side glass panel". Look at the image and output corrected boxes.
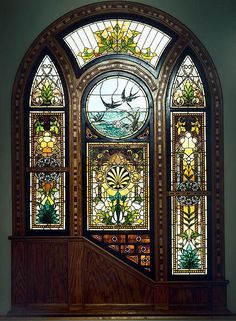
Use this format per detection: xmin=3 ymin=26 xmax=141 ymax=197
xmin=171 ymin=196 xmax=207 ymax=274
xmin=87 ymin=142 xmax=149 ymax=230
xmin=30 ymin=55 xmax=65 ymax=107
xmin=171 ymin=56 xmax=206 ymax=108
xmin=29 ymin=111 xmax=65 ymax=167
xmin=30 ymin=172 xmax=66 ymax=230
xmin=29 ymin=111 xmax=66 ymax=230
xmin=171 ymin=112 xmax=207 ymax=274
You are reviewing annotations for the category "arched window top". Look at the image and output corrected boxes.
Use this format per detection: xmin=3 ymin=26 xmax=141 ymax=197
xmin=171 ymin=55 xmax=206 ymax=108
xmin=30 ymin=55 xmax=65 ymax=108
xmin=11 ymin=2 xmax=228 ymax=315
xmin=63 ymin=19 xmax=171 ymax=68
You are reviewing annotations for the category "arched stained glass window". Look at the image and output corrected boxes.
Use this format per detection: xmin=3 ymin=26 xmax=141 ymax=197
xmin=27 ymin=54 xmax=67 ymax=231
xmin=11 ymin=2 xmax=228 ymax=316
xmin=168 ymin=54 xmax=208 ymax=274
xmin=30 ymin=55 xmax=65 ymax=107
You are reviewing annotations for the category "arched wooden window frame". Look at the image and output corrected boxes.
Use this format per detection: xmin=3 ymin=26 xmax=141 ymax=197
xmin=11 ymin=1 xmax=229 ymax=316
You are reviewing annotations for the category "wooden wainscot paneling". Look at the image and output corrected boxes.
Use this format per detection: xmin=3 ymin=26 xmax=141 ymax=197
xmin=79 ymin=238 xmax=154 ymax=313
xmin=211 ymin=282 xmax=229 ymax=313
xmin=68 ymin=240 xmax=84 ymax=310
xmin=12 ymin=241 xmax=27 ymax=310
xmin=10 ymin=238 xmax=231 ymax=316
xmin=27 ymin=240 xmax=68 ymax=304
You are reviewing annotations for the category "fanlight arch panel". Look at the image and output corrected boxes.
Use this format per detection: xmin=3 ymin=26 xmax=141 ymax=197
xmin=63 ymin=18 xmax=172 ymax=69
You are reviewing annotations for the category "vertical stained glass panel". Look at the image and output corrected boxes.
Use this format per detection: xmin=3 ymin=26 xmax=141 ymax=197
xmin=29 ymin=112 xmax=65 ymax=167
xmin=171 ymin=196 xmax=207 ymax=274
xmin=30 ymin=55 xmax=65 ymax=107
xmin=29 ymin=111 xmax=66 ymax=230
xmin=171 ymin=112 xmax=207 ymax=274
xmin=171 ymin=113 xmax=207 ymax=192
xmin=171 ymin=56 xmax=206 ymax=108
xmin=30 ymin=172 xmax=65 ymax=229
xmin=87 ymin=143 xmax=149 ymax=230
xmin=64 ymin=19 xmax=171 ymax=68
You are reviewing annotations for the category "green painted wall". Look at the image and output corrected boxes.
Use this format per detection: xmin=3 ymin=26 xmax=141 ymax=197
xmin=0 ymin=0 xmax=235 ymax=315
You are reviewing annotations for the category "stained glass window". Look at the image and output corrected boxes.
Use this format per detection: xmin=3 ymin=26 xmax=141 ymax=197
xmin=29 ymin=112 xmax=66 ymax=230
xmin=170 ymin=112 xmax=207 ymax=274
xmin=30 ymin=55 xmax=65 ymax=107
xmin=86 ymin=75 xmax=149 ymax=139
xmin=28 ymin=55 xmax=67 ymax=231
xmin=171 ymin=56 xmax=206 ymax=108
xmin=169 ymin=54 xmax=208 ymax=275
xmin=84 ymin=71 xmax=153 ymax=274
xmin=87 ymin=143 xmax=149 ymax=230
xmin=12 ymin=3 xmax=227 ymax=313
xmin=63 ymin=19 xmax=171 ymax=68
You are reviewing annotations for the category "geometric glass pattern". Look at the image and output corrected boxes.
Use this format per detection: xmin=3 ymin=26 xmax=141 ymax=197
xmin=86 ymin=75 xmax=149 ymax=139
xmin=87 ymin=142 xmax=149 ymax=230
xmin=91 ymin=233 xmax=152 ymax=272
xmin=29 ymin=111 xmax=66 ymax=230
xmin=30 ymin=55 xmax=65 ymax=107
xmin=171 ymin=112 xmax=207 ymax=274
xmin=64 ymin=19 xmax=171 ymax=68
xmin=171 ymin=56 xmax=206 ymax=108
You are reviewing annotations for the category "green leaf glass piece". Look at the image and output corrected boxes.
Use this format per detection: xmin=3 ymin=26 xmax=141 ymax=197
xmin=36 ymin=200 xmax=59 ymax=224
xmin=178 ymin=244 xmax=201 ymax=269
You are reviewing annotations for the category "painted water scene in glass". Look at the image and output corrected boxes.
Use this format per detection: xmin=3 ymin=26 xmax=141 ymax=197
xmin=86 ymin=75 xmax=149 ymax=139
xmin=87 ymin=143 xmax=149 ymax=230
xmin=171 ymin=56 xmax=206 ymax=108
xmin=30 ymin=55 xmax=64 ymax=107
xmin=64 ymin=19 xmax=171 ymax=68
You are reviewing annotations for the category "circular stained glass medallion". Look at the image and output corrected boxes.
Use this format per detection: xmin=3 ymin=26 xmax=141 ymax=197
xmin=86 ymin=75 xmax=149 ymax=139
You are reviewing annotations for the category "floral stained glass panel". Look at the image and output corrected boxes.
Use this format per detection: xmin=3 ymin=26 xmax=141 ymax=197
xmin=171 ymin=112 xmax=207 ymax=274
xmin=30 ymin=172 xmax=66 ymax=229
xmin=29 ymin=112 xmax=65 ymax=167
xmin=30 ymin=55 xmax=65 ymax=107
xmin=29 ymin=111 xmax=66 ymax=230
xmin=64 ymin=19 xmax=171 ymax=68
xmin=171 ymin=56 xmax=206 ymax=108
xmin=86 ymin=75 xmax=149 ymax=139
xmin=87 ymin=143 xmax=149 ymax=230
